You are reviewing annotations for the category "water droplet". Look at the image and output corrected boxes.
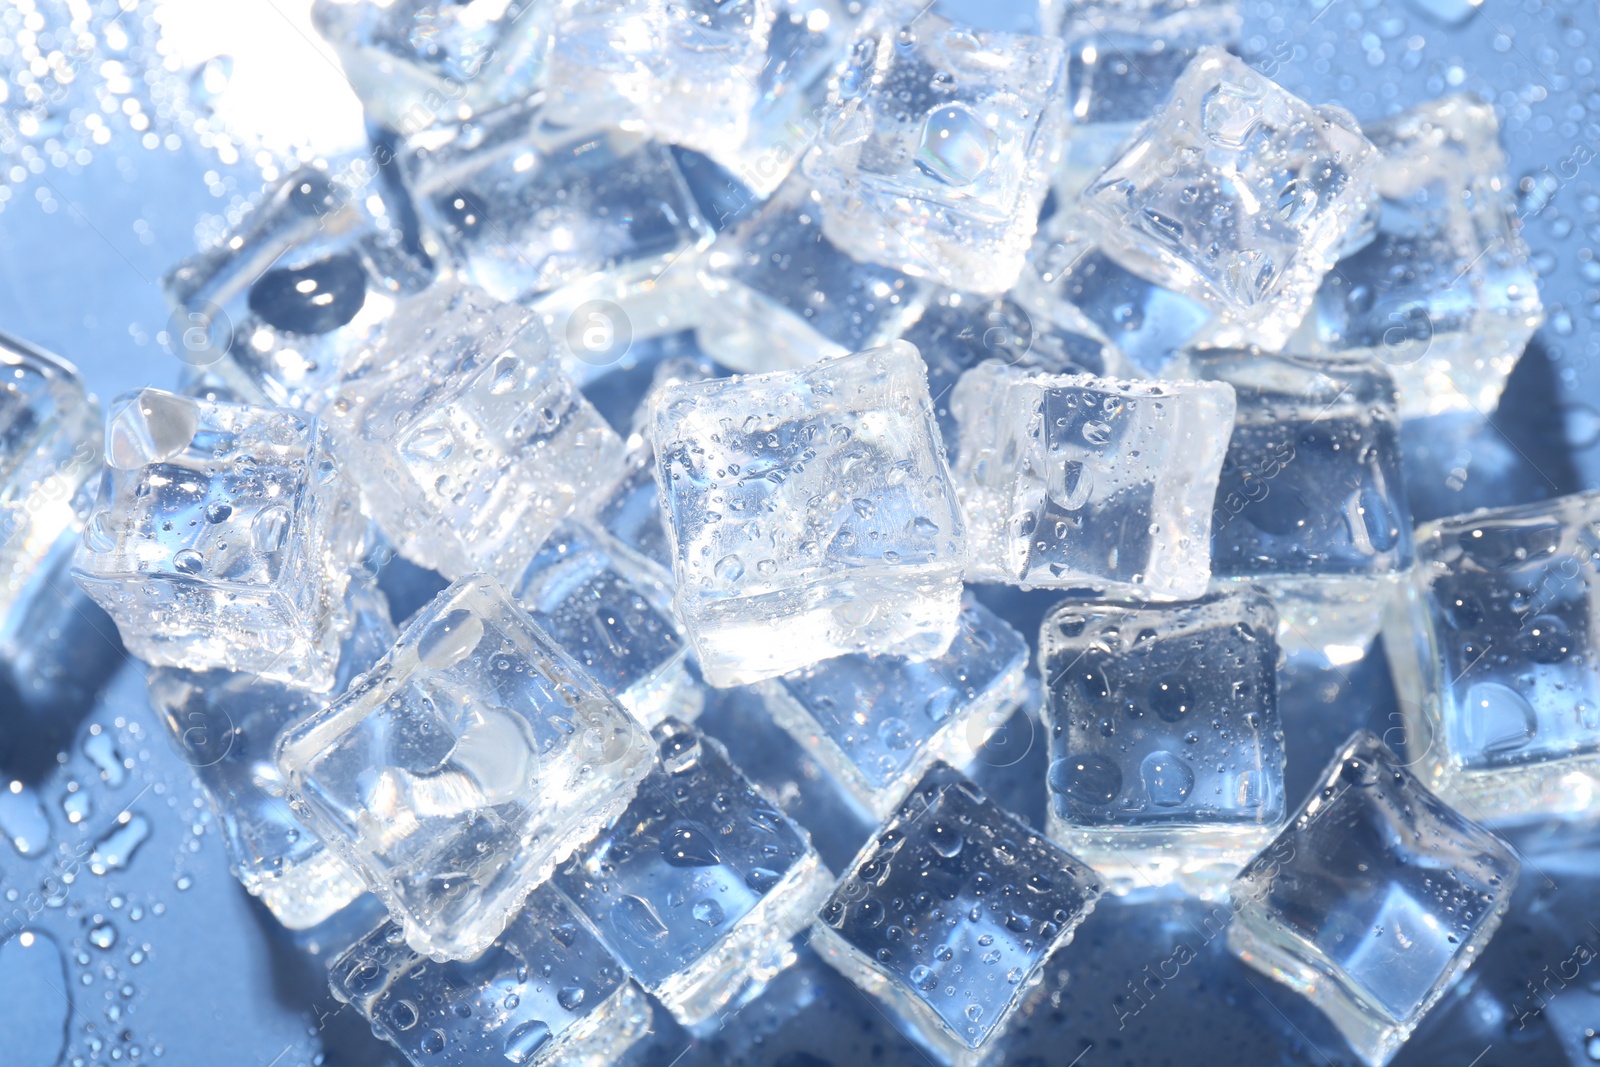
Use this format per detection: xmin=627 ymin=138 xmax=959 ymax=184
xmin=745 ymin=867 xmax=782 ymax=893
xmin=404 ymin=425 xmax=455 ymax=463
xmin=251 ymin=504 xmax=291 ymax=552
xmin=1201 ymin=80 xmax=1264 ymax=147
xmin=504 ymin=1020 xmax=552 ymax=1062
xmin=419 ymin=1028 xmax=445 ymax=1054
xmin=203 ymin=502 xmax=232 ymax=524
xmin=877 ymin=717 xmax=914 ymax=751
xmin=611 ymin=895 xmax=669 ymax=950
xmin=1140 ymin=750 xmax=1195 ymax=807
xmin=916 ymin=102 xmax=996 ymax=186
xmin=90 ymin=814 xmax=151 ymax=875
xmin=106 ymin=390 xmax=199 ymax=471
xmin=384 ymin=998 xmax=420 ymax=1031
xmin=0 ymin=783 xmax=51 ymax=857
xmin=0 ymin=929 xmax=69 ymax=1067
xmin=1517 ymin=614 xmax=1571 ymax=664
xmin=1462 ymin=683 xmax=1537 ymax=753
xmin=87 ymin=922 xmax=117 ymax=950
xmin=692 ymin=898 xmax=725 ymax=926
xmin=1048 ymin=754 xmax=1122 ymax=806
xmin=714 ymin=554 xmax=745 ymax=583
xmin=661 ymin=821 xmax=722 ymax=868
xmin=418 ymin=608 xmax=484 ymax=670
xmin=172 ymin=548 xmax=205 ymax=575
xmin=557 ymin=985 xmax=585 ymax=1011
xmin=929 ymin=823 xmax=964 ymax=858
xmin=1150 ymin=676 xmax=1193 ymax=723
xmin=83 ymin=731 xmax=126 ymax=787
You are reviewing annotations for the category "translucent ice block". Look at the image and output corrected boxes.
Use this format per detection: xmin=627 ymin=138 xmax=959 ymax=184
xmin=404 ymin=106 xmax=713 ymax=306
xmin=544 ymin=0 xmax=774 ymax=164
xmin=72 ymin=390 xmax=365 ymax=688
xmin=649 ymin=341 xmax=967 ymax=686
xmin=813 ymin=763 xmax=1102 ymax=1067
xmin=1296 ymin=95 xmax=1545 ymax=418
xmin=511 ymin=520 xmax=694 ymax=726
xmin=144 ymin=581 xmax=394 ymax=929
xmin=1195 ymin=349 xmax=1414 ymax=662
xmin=759 ymin=596 xmax=1028 ymax=819
xmin=313 ymin=0 xmax=554 ymax=133
xmin=949 ymin=359 xmax=1235 ymax=597
xmin=162 ymin=168 xmax=432 ymax=411
xmin=696 ymin=174 xmax=930 ymax=372
xmin=331 ymin=282 xmax=625 ymax=584
xmin=1228 ymin=730 xmax=1519 ymax=1067
xmin=276 ymin=573 xmax=653 ymax=960
xmin=553 ymin=719 xmax=831 ymax=1024
xmin=1384 ymin=490 xmax=1600 ymax=823
xmin=802 ymin=3 xmax=1068 ymax=293
xmin=1041 ymin=590 xmax=1287 ymax=895
xmin=329 ymin=884 xmax=651 ymax=1067
xmin=1081 ymin=47 xmax=1379 ymax=350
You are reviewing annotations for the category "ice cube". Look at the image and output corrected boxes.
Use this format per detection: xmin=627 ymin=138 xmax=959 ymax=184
xmin=801 ymin=3 xmax=1069 ymax=293
xmin=276 ymin=573 xmax=652 ymax=960
xmin=1080 ymin=47 xmax=1379 ymax=350
xmin=813 ymin=763 xmax=1102 ymax=1067
xmin=72 ymin=389 xmax=365 ymax=689
xmin=1384 ymin=490 xmax=1600 ymax=823
xmin=544 ymin=0 xmax=774 ymax=165
xmin=1228 ymin=730 xmax=1519 ymax=1067
xmin=511 ymin=520 xmax=695 ymax=726
xmin=949 ymin=360 xmax=1235 ymax=597
xmin=1295 ymin=95 xmax=1544 ymax=419
xmin=403 ymin=107 xmax=712 ymax=306
xmin=759 ymin=596 xmax=1028 ymax=819
xmin=1195 ymin=349 xmax=1413 ymax=662
xmin=330 ymin=282 xmax=625 ymax=585
xmin=696 ymin=174 xmax=931 ymax=372
xmin=552 ymin=719 xmax=830 ymax=1023
xmin=1041 ymin=590 xmax=1287 ymax=895
xmin=144 ymin=581 xmax=394 ymax=929
xmin=649 ymin=341 xmax=966 ymax=686
xmin=313 ymin=0 xmax=554 ymax=133
xmin=329 ymin=884 xmax=652 ymax=1067
xmin=162 ymin=168 xmax=432 ymax=411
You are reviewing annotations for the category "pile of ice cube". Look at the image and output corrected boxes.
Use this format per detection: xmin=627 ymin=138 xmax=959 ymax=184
xmin=0 ymin=0 xmax=1588 ymax=1064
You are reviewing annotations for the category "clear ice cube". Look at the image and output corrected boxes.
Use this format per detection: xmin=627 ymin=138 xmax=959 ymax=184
xmin=552 ymin=719 xmax=831 ymax=1024
xmin=649 ymin=341 xmax=967 ymax=686
xmin=759 ymin=595 xmax=1028 ymax=819
xmin=801 ymin=3 xmax=1069 ymax=293
xmin=1195 ymin=349 xmax=1414 ymax=662
xmin=331 ymin=282 xmax=625 ymax=585
xmin=1041 ymin=590 xmax=1287 ymax=895
xmin=1228 ymin=730 xmax=1519 ymax=1067
xmin=1295 ymin=95 xmax=1545 ymax=418
xmin=949 ymin=359 xmax=1235 ymax=597
xmin=696 ymin=174 xmax=931 ymax=372
xmin=1080 ymin=47 xmax=1379 ymax=350
xmin=813 ymin=763 xmax=1102 ymax=1067
xmin=511 ymin=519 xmax=695 ymax=726
xmin=1385 ymin=490 xmax=1600 ymax=823
xmin=72 ymin=389 xmax=365 ymax=689
xmin=144 ymin=580 xmax=395 ymax=929
xmin=329 ymin=884 xmax=652 ymax=1067
xmin=313 ymin=0 xmax=554 ymax=133
xmin=276 ymin=573 xmax=653 ymax=960
xmin=162 ymin=168 xmax=433 ymax=412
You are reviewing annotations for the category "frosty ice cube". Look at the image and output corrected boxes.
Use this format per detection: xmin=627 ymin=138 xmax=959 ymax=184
xmin=696 ymin=174 xmax=930 ymax=372
xmin=760 ymin=596 xmax=1028 ymax=819
xmin=1296 ymin=96 xmax=1544 ymax=418
xmin=813 ymin=763 xmax=1102 ymax=1067
xmin=144 ymin=581 xmax=395 ymax=929
xmin=1081 ymin=47 xmax=1379 ymax=350
xmin=1041 ymin=590 xmax=1287 ymax=895
xmin=313 ymin=0 xmax=553 ymax=133
xmin=276 ymin=573 xmax=653 ymax=960
xmin=1228 ymin=730 xmax=1519 ymax=1067
xmin=331 ymin=282 xmax=624 ymax=585
xmin=404 ymin=107 xmax=713 ymax=306
xmin=1384 ymin=490 xmax=1600 ymax=823
xmin=552 ymin=719 xmax=831 ymax=1023
xmin=0 ymin=332 xmax=101 ymax=624
xmin=162 ymin=168 xmax=432 ymax=411
xmin=949 ymin=360 xmax=1235 ymax=597
xmin=1196 ymin=349 xmax=1413 ymax=662
xmin=511 ymin=520 xmax=694 ymax=726
xmin=544 ymin=0 xmax=773 ymax=164
xmin=801 ymin=3 xmax=1068 ymax=293
xmin=649 ymin=341 xmax=966 ymax=686
xmin=72 ymin=390 xmax=365 ymax=688
xmin=329 ymin=884 xmax=651 ymax=1067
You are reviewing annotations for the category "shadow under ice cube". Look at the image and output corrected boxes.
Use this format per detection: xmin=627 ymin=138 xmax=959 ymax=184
xmin=276 ymin=573 xmax=652 ymax=960
xmin=72 ymin=389 xmax=364 ymax=688
xmin=1041 ymin=590 xmax=1287 ymax=895
xmin=329 ymin=884 xmax=651 ymax=1067
xmin=650 ymin=341 xmax=966 ymax=686
xmin=1228 ymin=730 xmax=1519 ymax=1067
xmin=553 ymin=719 xmax=831 ymax=1024
xmin=813 ymin=763 xmax=1102 ymax=1067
